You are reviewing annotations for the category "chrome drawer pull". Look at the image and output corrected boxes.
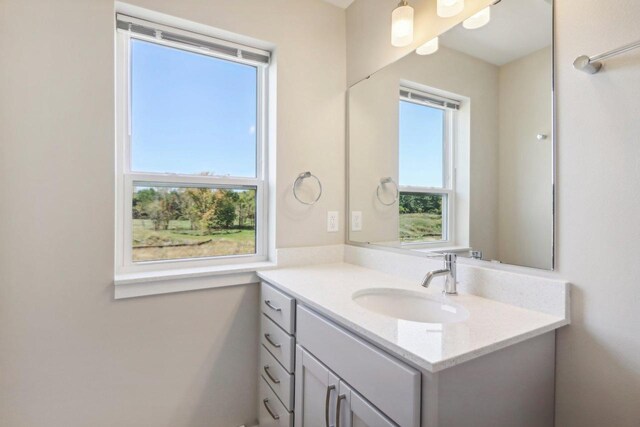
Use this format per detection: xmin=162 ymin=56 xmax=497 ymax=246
xmin=264 ymin=333 xmax=282 ymax=348
xmin=336 ymin=394 xmax=346 ymax=427
xmin=264 ymin=299 xmax=282 ymax=312
xmin=263 ymin=365 xmax=281 ymax=384
xmin=325 ymin=385 xmax=336 ymax=427
xmin=263 ymin=398 xmax=280 ymax=420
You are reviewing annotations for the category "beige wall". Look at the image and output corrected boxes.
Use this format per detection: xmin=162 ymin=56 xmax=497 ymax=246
xmin=347 ymin=0 xmax=640 ymax=425
xmin=555 ymin=0 xmax=640 ymax=425
xmin=498 ymin=46 xmax=553 ymax=269
xmin=348 ymin=46 xmax=500 ymax=259
xmin=0 ymin=0 xmax=345 ymax=426
xmin=348 ymin=68 xmax=401 ymax=243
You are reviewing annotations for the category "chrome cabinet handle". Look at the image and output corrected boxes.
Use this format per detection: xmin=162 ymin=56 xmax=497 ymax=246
xmin=264 ymin=299 xmax=282 ymax=312
xmin=263 ymin=398 xmax=280 ymax=420
xmin=336 ymin=394 xmax=346 ymax=427
xmin=263 ymin=365 xmax=280 ymax=384
xmin=325 ymin=385 xmax=336 ymax=427
xmin=264 ymin=333 xmax=282 ymax=348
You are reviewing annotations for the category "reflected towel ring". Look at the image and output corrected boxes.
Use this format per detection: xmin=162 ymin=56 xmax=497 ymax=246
xmin=293 ymin=172 xmax=323 ymax=205
xmin=376 ymin=177 xmax=399 ymax=206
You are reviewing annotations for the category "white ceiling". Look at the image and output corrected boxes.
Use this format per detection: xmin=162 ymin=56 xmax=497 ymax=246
xmin=441 ymin=0 xmax=552 ymax=66
xmin=322 ymin=0 xmax=355 ymax=8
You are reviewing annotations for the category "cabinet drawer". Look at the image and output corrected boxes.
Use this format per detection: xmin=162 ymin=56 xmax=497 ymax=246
xmin=297 ymin=305 xmax=420 ymax=427
xmin=261 ymin=314 xmax=295 ymax=373
xmin=259 ymin=377 xmax=293 ymax=427
xmin=261 ymin=345 xmax=295 ymax=411
xmin=261 ymin=282 xmax=296 ymax=334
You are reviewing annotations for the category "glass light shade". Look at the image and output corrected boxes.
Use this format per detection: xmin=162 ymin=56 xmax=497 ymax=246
xmin=463 ymin=6 xmax=491 ymax=29
xmin=416 ymin=37 xmax=439 ymax=55
xmin=437 ymin=0 xmax=464 ymax=18
xmin=391 ymin=2 xmax=414 ymax=47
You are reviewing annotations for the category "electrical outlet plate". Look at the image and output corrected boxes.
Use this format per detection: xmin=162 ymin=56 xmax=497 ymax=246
xmin=351 ymin=211 xmax=362 ymax=231
xmin=327 ymin=211 xmax=339 ymax=232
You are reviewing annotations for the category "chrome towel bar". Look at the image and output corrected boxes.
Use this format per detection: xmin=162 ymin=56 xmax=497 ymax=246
xmin=574 ymin=38 xmax=640 ymax=74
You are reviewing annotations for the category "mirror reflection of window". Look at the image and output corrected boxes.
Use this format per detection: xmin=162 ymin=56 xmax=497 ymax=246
xmin=347 ymin=0 xmax=554 ymax=270
xmin=399 ymin=101 xmax=444 ymax=188
xmin=398 ymin=88 xmax=459 ymax=245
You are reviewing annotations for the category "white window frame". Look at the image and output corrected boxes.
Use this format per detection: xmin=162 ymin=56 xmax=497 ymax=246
xmin=115 ymin=20 xmax=269 ymax=275
xmin=398 ymin=90 xmax=456 ymax=247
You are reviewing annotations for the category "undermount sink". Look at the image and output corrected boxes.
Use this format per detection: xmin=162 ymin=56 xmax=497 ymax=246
xmin=352 ymin=288 xmax=470 ymax=324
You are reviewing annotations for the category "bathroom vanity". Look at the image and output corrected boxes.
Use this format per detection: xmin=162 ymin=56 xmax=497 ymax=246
xmin=255 ymin=262 xmax=568 ymax=427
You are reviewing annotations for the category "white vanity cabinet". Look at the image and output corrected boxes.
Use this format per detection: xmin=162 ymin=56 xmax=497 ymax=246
xmin=259 ymin=282 xmax=420 ymax=427
xmin=258 ymin=279 xmax=557 ymax=427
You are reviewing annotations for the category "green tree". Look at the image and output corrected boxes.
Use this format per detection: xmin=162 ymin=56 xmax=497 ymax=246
xmin=399 ymin=193 xmax=442 ymax=215
xmin=185 ymin=187 xmax=217 ymax=232
xmin=132 ymin=188 xmax=158 ymax=219
xmin=170 ymin=189 xmax=198 ymax=229
xmin=237 ymin=190 xmax=256 ymax=227
xmin=144 ymin=189 xmax=181 ymax=231
xmin=163 ymin=190 xmax=183 ymax=225
xmin=211 ymin=190 xmax=239 ymax=230
xmin=146 ymin=200 xmax=165 ymax=231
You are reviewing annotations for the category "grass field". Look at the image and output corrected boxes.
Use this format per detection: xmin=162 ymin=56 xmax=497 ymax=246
xmin=132 ymin=219 xmax=255 ymax=261
xmin=399 ymin=213 xmax=442 ymax=242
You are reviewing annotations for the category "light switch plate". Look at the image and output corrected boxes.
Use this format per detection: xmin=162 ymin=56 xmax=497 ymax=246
xmin=351 ymin=211 xmax=362 ymax=231
xmin=327 ymin=211 xmax=339 ymax=232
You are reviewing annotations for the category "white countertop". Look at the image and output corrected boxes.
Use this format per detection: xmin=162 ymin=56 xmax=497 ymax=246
xmin=258 ymin=262 xmax=569 ymax=372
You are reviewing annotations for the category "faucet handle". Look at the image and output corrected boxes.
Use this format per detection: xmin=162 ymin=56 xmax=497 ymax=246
xmin=423 ymin=252 xmax=445 ymax=259
xmin=424 ymin=252 xmax=457 ymax=262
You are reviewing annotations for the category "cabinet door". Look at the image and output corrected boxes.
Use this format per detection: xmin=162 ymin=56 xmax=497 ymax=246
xmin=295 ymin=345 xmax=339 ymax=427
xmin=336 ymin=381 xmax=396 ymax=427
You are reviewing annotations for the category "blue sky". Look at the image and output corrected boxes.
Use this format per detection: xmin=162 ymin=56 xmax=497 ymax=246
xmin=399 ymin=101 xmax=444 ymax=188
xmin=131 ymin=39 xmax=257 ymax=177
xmin=130 ymin=39 xmax=443 ymax=187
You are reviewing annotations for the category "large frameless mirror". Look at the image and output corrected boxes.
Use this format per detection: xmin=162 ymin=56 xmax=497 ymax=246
xmin=347 ymin=0 xmax=554 ymax=270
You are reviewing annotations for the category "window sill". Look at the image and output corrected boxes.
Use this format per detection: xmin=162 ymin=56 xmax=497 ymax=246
xmin=113 ymin=261 xmax=277 ymax=299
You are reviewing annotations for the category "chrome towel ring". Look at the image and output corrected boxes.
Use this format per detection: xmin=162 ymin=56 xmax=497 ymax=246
xmin=376 ymin=177 xmax=399 ymax=206
xmin=293 ymin=171 xmax=323 ymax=205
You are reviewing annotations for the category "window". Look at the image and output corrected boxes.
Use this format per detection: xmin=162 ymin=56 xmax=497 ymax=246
xmin=116 ymin=15 xmax=270 ymax=273
xmin=398 ymin=87 xmax=458 ymax=244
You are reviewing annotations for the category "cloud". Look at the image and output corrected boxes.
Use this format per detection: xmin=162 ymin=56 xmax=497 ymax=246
xmin=248 ymin=125 xmax=256 ymax=134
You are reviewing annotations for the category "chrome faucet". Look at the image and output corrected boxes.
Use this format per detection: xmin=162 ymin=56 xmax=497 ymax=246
xmin=420 ymin=253 xmax=458 ymax=295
